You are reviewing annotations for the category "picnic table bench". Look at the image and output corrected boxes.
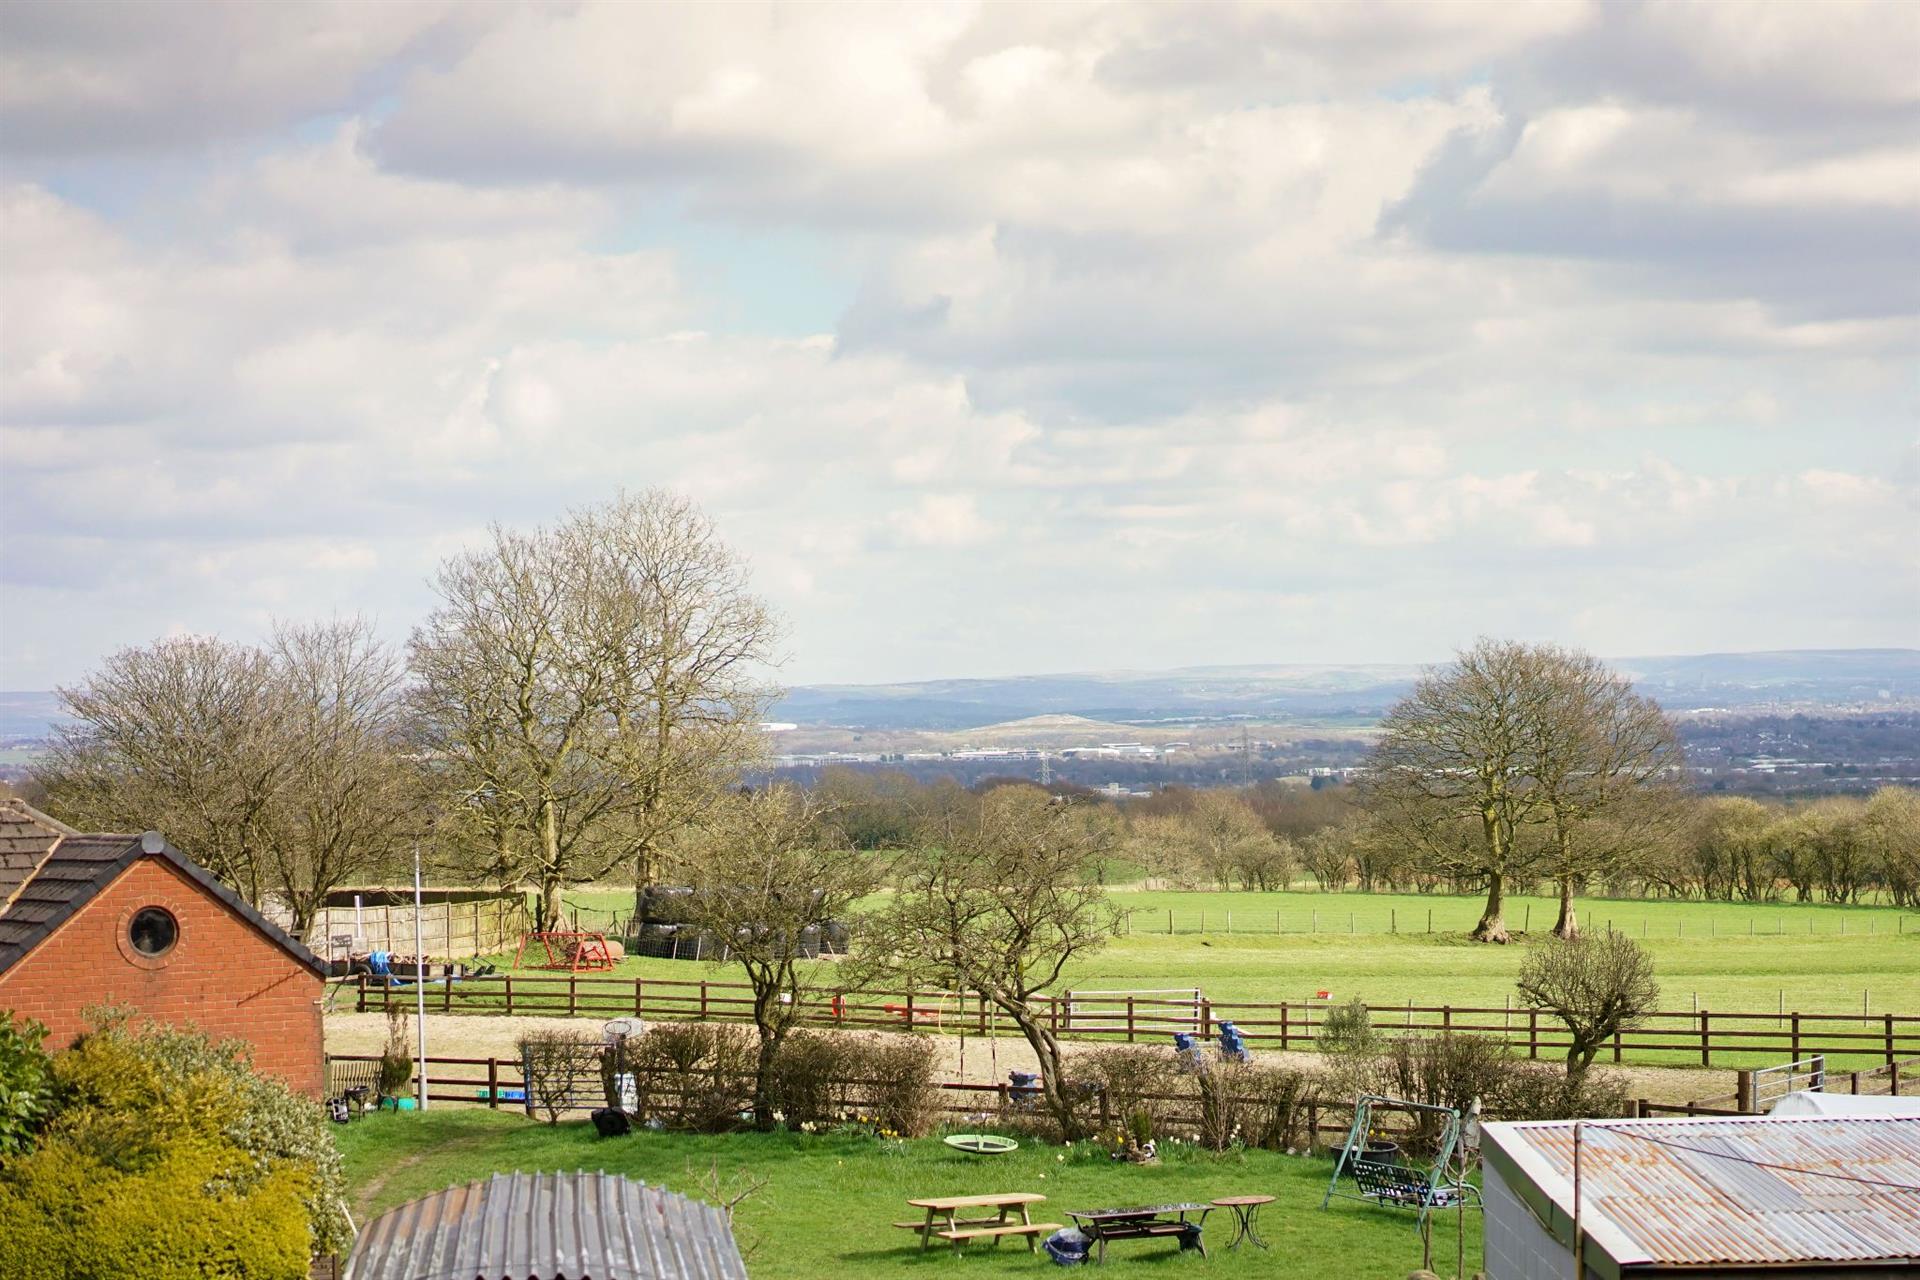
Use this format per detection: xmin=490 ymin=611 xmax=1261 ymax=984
xmin=895 ymin=1192 xmax=1060 ymax=1253
xmin=1067 ymin=1203 xmax=1212 ymax=1263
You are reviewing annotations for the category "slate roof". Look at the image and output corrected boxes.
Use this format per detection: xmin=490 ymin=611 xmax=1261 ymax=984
xmin=0 ymin=828 xmax=328 ymax=979
xmin=346 ymin=1170 xmax=749 ymax=1280
xmin=0 ymin=799 xmax=76 ymax=907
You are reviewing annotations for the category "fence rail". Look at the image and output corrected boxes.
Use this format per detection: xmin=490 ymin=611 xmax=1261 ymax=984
xmin=350 ymin=975 xmax=1920 ymax=1068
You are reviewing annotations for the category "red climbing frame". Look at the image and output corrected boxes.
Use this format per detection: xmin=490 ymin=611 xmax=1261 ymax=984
xmin=513 ymin=930 xmax=616 ymax=973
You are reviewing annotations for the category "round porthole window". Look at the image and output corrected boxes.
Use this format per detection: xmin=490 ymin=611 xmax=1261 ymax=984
xmin=129 ymin=906 xmax=178 ymax=958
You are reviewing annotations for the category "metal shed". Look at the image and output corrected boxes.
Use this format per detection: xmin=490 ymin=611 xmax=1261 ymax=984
xmin=1480 ymin=1115 xmax=1920 ymax=1279
xmin=345 ymin=1170 xmax=749 ymax=1280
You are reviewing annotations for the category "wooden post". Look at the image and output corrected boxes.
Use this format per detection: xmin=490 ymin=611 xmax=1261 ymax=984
xmin=701 ymin=981 xmax=710 ymax=1020
xmin=445 ymin=899 xmax=454 ymax=955
xmin=1613 ymin=1025 xmax=1622 ymax=1063
xmin=1391 ymin=909 xmax=1396 ymax=934
xmin=505 ymin=975 xmax=515 ymax=1015
xmin=1700 ymin=1011 xmax=1711 ymax=1067
xmin=1791 ymin=1011 xmax=1801 ymax=1063
xmin=1887 ymin=1014 xmax=1897 ymax=1068
xmin=487 ymin=1057 xmax=500 ymax=1110
xmin=356 ymin=974 xmax=366 ymax=1013
xmin=1126 ymin=996 xmax=1136 ymax=1044
xmin=1280 ymin=1002 xmax=1290 ymax=1052
xmin=569 ymin=972 xmax=579 ymax=1017
xmin=1736 ymin=1070 xmax=1754 ymax=1113
xmin=383 ymin=903 xmax=393 ymax=952
xmin=1200 ymin=998 xmax=1213 ymax=1039
xmin=1527 ymin=1009 xmax=1539 ymax=1059
xmin=1443 ymin=1005 xmax=1452 ymax=1034
xmin=444 ymin=971 xmax=453 ymax=1013
xmin=634 ymin=977 xmax=644 ymax=1015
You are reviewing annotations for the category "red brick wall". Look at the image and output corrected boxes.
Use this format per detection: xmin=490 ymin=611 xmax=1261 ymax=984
xmin=0 ymin=856 xmax=325 ymax=1097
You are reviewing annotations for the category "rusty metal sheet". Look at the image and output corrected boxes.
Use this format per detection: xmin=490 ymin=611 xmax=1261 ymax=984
xmin=1488 ymin=1115 xmax=1920 ymax=1267
xmin=346 ymin=1170 xmax=749 ymax=1280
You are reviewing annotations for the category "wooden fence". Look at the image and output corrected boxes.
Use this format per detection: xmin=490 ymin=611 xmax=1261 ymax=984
xmin=350 ymin=976 xmax=1920 ymax=1068
xmin=301 ymin=895 xmax=531 ymax=958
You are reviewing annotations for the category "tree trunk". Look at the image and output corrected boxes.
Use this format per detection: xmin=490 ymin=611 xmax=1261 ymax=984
xmin=752 ymin=1025 xmax=781 ymax=1131
xmin=1470 ymin=871 xmax=1511 ymax=943
xmin=1552 ymin=876 xmax=1579 ymax=939
xmin=539 ymin=876 xmax=565 ymax=933
xmin=1006 ymin=1005 xmax=1083 ymax=1139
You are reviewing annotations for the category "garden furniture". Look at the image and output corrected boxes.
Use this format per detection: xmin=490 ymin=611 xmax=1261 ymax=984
xmin=1067 ymin=1203 xmax=1213 ymax=1262
xmin=1211 ymin=1195 xmax=1276 ymax=1249
xmin=896 ymin=1192 xmax=1060 ymax=1254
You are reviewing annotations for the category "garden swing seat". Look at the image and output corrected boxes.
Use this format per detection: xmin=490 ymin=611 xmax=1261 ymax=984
xmin=1350 ymin=1160 xmax=1480 ymax=1211
xmin=1323 ymin=1094 xmax=1481 ymax=1230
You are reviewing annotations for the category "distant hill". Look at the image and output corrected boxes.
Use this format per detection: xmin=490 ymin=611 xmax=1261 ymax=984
xmin=772 ymin=649 xmax=1920 ymax=729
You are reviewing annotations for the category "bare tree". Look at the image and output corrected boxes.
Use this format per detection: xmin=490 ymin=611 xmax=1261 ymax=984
xmin=37 ymin=636 xmax=287 ymax=904
xmin=1525 ymin=648 xmax=1684 ymax=937
xmin=666 ymin=786 xmax=876 ymax=1129
xmin=866 ymin=784 xmax=1121 ymax=1137
xmin=410 ymin=493 xmax=777 ymax=930
xmin=410 ymin=521 xmax=628 ymax=929
xmin=1516 ymin=931 xmax=1659 ymax=1082
xmin=573 ymin=491 xmax=779 ymax=893
xmin=256 ymin=619 xmax=415 ymax=935
xmin=1359 ymin=639 xmax=1555 ymax=942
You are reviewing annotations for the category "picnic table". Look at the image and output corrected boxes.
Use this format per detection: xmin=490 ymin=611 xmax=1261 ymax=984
xmin=896 ymin=1192 xmax=1061 ymax=1254
xmin=1067 ymin=1203 xmax=1213 ymax=1263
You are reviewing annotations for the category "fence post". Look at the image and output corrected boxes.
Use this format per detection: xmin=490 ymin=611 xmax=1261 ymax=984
xmin=1443 ymin=1005 xmax=1452 ymax=1035
xmin=1200 ymin=998 xmax=1213 ymax=1040
xmin=1736 ymin=1069 xmax=1754 ymax=1113
xmin=1700 ymin=1011 xmax=1711 ymax=1067
xmin=978 ymin=993 xmax=987 ymax=1038
xmin=1280 ymin=1002 xmax=1290 ymax=1052
xmin=488 ymin=1057 xmax=500 ymax=1110
xmin=444 ymin=972 xmax=453 ymax=1013
xmin=569 ymin=973 xmax=579 ymax=1017
xmin=1306 ymin=1100 xmax=1319 ymax=1153
xmin=1528 ymin=1009 xmax=1539 ymax=1059
xmin=356 ymin=974 xmax=366 ymax=1013
xmin=1791 ymin=1011 xmax=1801 ymax=1063
xmin=635 ymin=977 xmax=644 ymax=1016
xmin=1887 ymin=1014 xmax=1897 ymax=1067
xmin=505 ymin=975 xmax=514 ymax=1015
xmin=1127 ymin=996 xmax=1136 ymax=1044
xmin=1612 ymin=1025 xmax=1622 ymax=1064
xmin=701 ymin=981 xmax=710 ymax=1020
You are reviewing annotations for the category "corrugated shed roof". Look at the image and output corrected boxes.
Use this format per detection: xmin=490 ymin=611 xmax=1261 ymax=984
xmin=1484 ymin=1115 xmax=1920 ymax=1269
xmin=346 ymin=1171 xmax=749 ymax=1280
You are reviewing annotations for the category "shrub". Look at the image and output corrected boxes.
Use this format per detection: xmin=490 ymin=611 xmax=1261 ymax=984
xmin=1318 ymin=997 xmax=1379 ymax=1056
xmin=1075 ymin=1045 xmax=1188 ymax=1136
xmin=631 ymin=1022 xmax=756 ymax=1132
xmin=1380 ymin=1034 xmax=1520 ymax=1157
xmin=841 ymin=1035 xmax=937 ymax=1138
xmin=1233 ymin=1063 xmax=1317 ymax=1152
xmin=0 ymin=1014 xmax=55 ymax=1156
xmin=1497 ymin=1062 xmax=1631 ymax=1122
xmin=768 ymin=1031 xmax=855 ymax=1129
xmin=51 ymin=1019 xmax=352 ymax=1254
xmin=517 ymin=1029 xmax=606 ymax=1126
xmin=0 ymin=1135 xmax=311 ymax=1280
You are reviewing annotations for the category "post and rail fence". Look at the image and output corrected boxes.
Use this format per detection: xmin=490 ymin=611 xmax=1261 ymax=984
xmin=348 ymin=974 xmax=1920 ymax=1069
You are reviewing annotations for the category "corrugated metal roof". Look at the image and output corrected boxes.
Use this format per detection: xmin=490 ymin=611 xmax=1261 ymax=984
xmin=346 ymin=1170 xmax=749 ymax=1280
xmin=1484 ymin=1115 xmax=1920 ymax=1269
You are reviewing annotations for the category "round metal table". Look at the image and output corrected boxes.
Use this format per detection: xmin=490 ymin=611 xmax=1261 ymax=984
xmin=1210 ymin=1194 xmax=1276 ymax=1249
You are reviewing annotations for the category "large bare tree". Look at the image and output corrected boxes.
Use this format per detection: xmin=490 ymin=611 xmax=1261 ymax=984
xmin=36 ymin=624 xmax=413 ymax=931
xmin=256 ymin=619 xmax=415 ymax=934
xmin=866 ymin=784 xmax=1121 ymax=1137
xmin=409 ymin=491 xmax=777 ymax=929
xmin=1360 ymin=639 xmax=1555 ymax=943
xmin=38 ymin=635 xmax=286 ymax=904
xmin=1525 ymin=647 xmax=1684 ymax=937
xmin=665 ymin=785 xmax=876 ymax=1129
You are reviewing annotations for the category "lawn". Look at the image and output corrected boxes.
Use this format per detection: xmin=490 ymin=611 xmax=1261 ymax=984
xmin=521 ymin=885 xmax=1920 ymax=1018
xmin=336 ymin=1109 xmax=1481 ymax=1279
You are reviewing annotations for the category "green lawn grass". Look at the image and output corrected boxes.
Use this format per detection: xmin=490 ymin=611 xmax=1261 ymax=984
xmin=520 ymin=885 xmax=1920 ymax=1020
xmin=336 ymin=1109 xmax=1481 ymax=1279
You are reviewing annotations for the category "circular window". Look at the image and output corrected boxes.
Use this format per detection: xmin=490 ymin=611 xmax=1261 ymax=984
xmin=128 ymin=907 xmax=178 ymax=958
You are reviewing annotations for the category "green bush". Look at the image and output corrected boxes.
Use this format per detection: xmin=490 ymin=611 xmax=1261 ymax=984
xmin=631 ymin=1022 xmax=757 ymax=1131
xmin=1318 ymin=996 xmax=1379 ymax=1056
xmin=1075 ymin=1045 xmax=1189 ymax=1136
xmin=0 ymin=1014 xmax=54 ymax=1156
xmin=840 ymin=1035 xmax=938 ymax=1138
xmin=0 ymin=1136 xmax=311 ymax=1280
xmin=50 ymin=1018 xmax=351 ymax=1254
xmin=768 ymin=1030 xmax=856 ymax=1129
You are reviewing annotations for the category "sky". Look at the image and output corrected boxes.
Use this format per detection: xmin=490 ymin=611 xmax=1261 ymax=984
xmin=1 ymin=0 xmax=1915 ymax=691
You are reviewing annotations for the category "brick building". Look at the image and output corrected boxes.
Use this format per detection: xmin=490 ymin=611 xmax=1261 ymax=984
xmin=0 ymin=799 xmax=328 ymax=1097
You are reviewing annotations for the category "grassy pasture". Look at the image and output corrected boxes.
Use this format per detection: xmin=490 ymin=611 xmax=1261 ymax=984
xmin=337 ymin=1109 xmax=1481 ymax=1279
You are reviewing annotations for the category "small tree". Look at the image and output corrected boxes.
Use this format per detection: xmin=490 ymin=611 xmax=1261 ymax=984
xmin=1516 ymin=932 xmax=1659 ymax=1083
xmin=667 ymin=786 xmax=877 ymax=1129
xmin=867 ymin=784 xmax=1121 ymax=1138
xmin=0 ymin=1015 xmax=54 ymax=1156
xmin=518 ymin=1029 xmax=605 ymax=1125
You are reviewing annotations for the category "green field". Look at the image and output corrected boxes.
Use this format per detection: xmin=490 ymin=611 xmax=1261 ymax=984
xmin=541 ymin=885 xmax=1920 ymax=1018
xmin=337 ymin=1109 xmax=1481 ymax=1279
